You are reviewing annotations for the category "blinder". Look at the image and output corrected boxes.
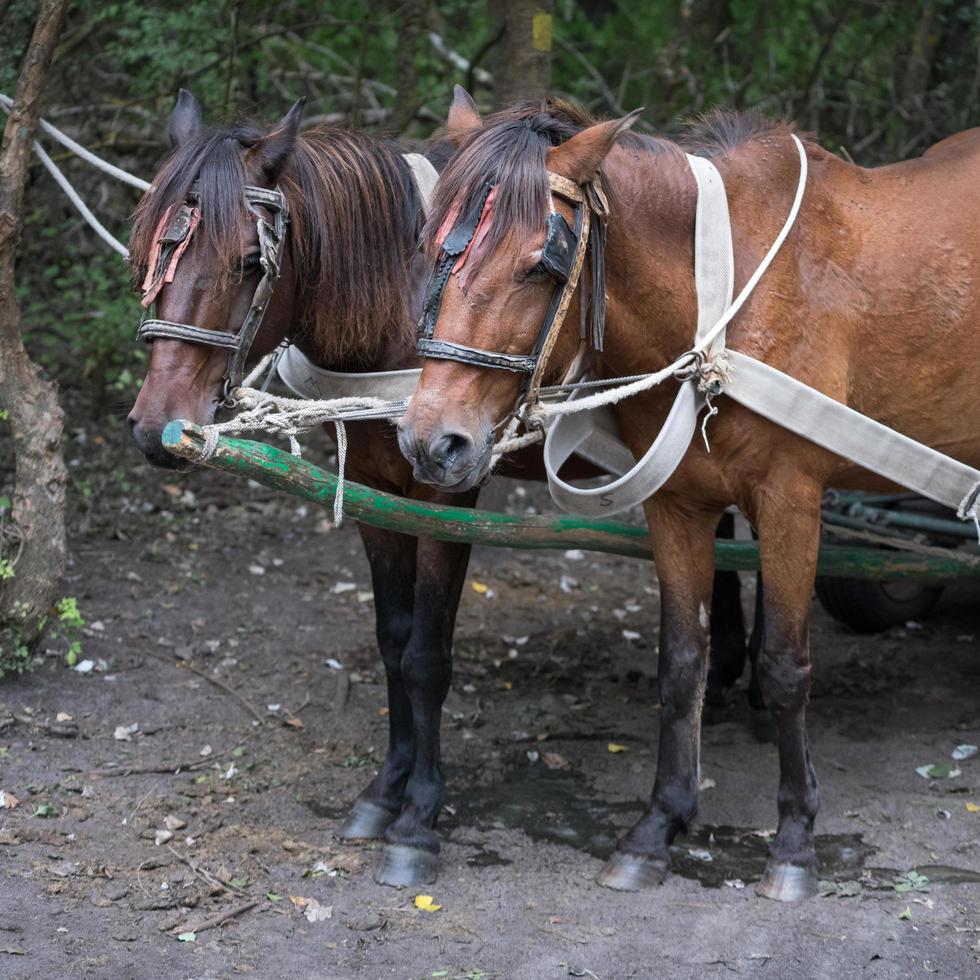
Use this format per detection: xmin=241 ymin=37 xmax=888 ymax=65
xmin=136 ymin=183 xmax=289 ymax=405
xmin=537 ymin=210 xmax=578 ymax=283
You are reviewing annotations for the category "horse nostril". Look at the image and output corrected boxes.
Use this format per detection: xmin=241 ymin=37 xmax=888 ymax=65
xmin=430 ymin=431 xmax=472 ymax=469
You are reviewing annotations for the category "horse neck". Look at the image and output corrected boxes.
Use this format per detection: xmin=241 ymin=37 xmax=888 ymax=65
xmin=596 ymin=134 xmax=806 ymax=378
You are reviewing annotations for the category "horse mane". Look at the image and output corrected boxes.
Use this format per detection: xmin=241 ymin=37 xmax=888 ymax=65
xmin=682 ymin=108 xmax=802 ymax=159
xmin=130 ymin=123 xmax=422 ymax=367
xmin=424 ymin=100 xmax=806 ymax=277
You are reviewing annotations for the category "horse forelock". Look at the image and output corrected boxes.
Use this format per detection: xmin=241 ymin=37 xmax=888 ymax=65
xmin=131 ymin=122 xmax=422 ymax=368
xmin=130 ymin=126 xmax=260 ymax=292
xmin=422 ymin=103 xmax=588 ymax=276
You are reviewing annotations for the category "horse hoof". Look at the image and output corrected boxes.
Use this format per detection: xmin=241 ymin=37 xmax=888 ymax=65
xmin=756 ymin=861 xmax=818 ymax=902
xmin=597 ymin=852 xmax=668 ymax=891
xmin=374 ymin=844 xmax=439 ymax=888
xmin=337 ymin=800 xmax=398 ymax=840
xmin=749 ymin=706 xmax=778 ymax=744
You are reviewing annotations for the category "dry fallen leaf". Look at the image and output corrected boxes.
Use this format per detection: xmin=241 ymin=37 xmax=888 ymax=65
xmin=607 ymin=743 xmax=628 ymax=754
xmin=55 ymin=712 xmax=73 ymax=723
xmin=289 ymin=896 xmax=332 ymax=922
xmin=284 ymin=717 xmax=304 ymax=729
xmin=542 ymin=752 xmax=570 ymax=770
xmin=0 ymin=790 xmax=20 ymax=810
xmin=470 ymin=581 xmax=489 ymax=594
xmin=414 ymin=894 xmax=442 ymax=912
xmin=303 ymin=898 xmax=332 ymax=923
xmin=966 ymin=802 xmax=980 ymax=813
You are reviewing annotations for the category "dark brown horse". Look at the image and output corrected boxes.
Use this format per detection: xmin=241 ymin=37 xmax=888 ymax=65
xmin=127 ymin=92 xmax=755 ymax=888
xmin=399 ymin=91 xmax=980 ymax=899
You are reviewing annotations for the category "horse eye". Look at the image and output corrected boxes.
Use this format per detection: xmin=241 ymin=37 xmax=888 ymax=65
xmin=520 ymin=262 xmax=549 ymax=284
xmin=237 ymin=252 xmax=261 ymax=273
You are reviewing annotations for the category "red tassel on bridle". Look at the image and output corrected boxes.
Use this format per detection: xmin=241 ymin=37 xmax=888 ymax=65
xmin=140 ymin=205 xmax=202 ymax=308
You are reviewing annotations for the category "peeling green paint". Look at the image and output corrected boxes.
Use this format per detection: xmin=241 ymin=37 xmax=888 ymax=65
xmin=161 ymin=421 xmax=978 ymax=581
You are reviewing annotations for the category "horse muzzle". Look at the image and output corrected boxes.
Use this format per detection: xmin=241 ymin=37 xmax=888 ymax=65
xmin=396 ymin=421 xmax=491 ymax=492
xmin=128 ymin=414 xmax=195 ymax=471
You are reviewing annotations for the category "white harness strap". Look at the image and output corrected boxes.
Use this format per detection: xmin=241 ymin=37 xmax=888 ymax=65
xmin=542 ymin=155 xmax=734 ymax=515
xmin=402 ymin=152 xmax=439 ymax=216
xmin=541 ymin=138 xmax=980 ymax=531
xmin=277 ymin=344 xmax=421 ymax=401
xmin=724 ymin=352 xmax=980 ymax=515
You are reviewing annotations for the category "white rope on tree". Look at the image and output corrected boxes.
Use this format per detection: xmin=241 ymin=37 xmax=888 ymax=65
xmin=0 ymin=93 xmax=145 ymax=258
xmin=32 ymin=139 xmax=130 ymax=257
xmin=0 ymin=93 xmax=150 ymax=191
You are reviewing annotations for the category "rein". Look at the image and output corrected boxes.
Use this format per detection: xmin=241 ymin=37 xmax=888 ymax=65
xmin=136 ymin=184 xmax=290 ymax=407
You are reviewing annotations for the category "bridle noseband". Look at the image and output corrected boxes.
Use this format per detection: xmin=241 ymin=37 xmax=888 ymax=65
xmin=416 ymin=171 xmax=607 ymax=421
xmin=136 ymin=184 xmax=289 ymax=407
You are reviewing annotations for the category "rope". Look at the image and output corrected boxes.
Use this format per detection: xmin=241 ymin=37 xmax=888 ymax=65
xmin=32 ymin=139 xmax=130 ymax=257
xmin=333 ymin=421 xmax=348 ymax=527
xmin=0 ymin=92 xmax=147 ymax=258
xmin=0 ymin=93 xmax=150 ymax=191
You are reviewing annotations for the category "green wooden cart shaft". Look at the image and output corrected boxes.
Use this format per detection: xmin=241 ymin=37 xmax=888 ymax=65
xmin=162 ymin=421 xmax=980 ymax=581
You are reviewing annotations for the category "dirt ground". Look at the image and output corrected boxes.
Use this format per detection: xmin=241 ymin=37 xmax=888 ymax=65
xmin=2 ymin=430 xmax=979 ymax=980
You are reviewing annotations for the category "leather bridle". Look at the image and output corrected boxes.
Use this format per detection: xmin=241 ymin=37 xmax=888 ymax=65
xmin=136 ymin=184 xmax=289 ymax=407
xmin=416 ymin=172 xmax=608 ymax=420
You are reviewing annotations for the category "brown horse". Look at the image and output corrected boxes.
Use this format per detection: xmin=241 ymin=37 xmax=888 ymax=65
xmin=127 ymin=92 xmax=756 ymax=888
xmin=398 ymin=90 xmax=980 ymax=899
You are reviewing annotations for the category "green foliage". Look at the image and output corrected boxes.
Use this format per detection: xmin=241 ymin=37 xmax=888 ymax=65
xmin=0 ymin=622 xmax=33 ymax=680
xmin=0 ymin=595 xmax=86 ymax=677
xmin=20 ymin=241 xmax=144 ymax=401
xmin=50 ymin=596 xmax=85 ymax=666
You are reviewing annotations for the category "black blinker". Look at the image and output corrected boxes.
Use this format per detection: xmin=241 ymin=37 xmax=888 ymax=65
xmin=441 ymin=181 xmax=493 ymax=256
xmin=538 ymin=211 xmax=577 ymax=283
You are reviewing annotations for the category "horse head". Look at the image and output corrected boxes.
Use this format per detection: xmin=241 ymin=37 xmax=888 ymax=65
xmin=398 ymin=88 xmax=638 ymax=491
xmin=127 ymin=90 xmax=303 ymax=469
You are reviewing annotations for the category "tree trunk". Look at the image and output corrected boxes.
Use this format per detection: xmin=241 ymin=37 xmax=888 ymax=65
xmin=0 ymin=0 xmax=70 ymax=655
xmin=489 ymin=0 xmax=553 ymax=108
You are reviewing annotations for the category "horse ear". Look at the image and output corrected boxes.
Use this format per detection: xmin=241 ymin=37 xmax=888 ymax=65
xmin=169 ymin=89 xmax=203 ymax=147
xmin=246 ymin=98 xmax=307 ymax=183
xmin=546 ymin=109 xmax=643 ymax=184
xmin=447 ymin=85 xmax=481 ymax=147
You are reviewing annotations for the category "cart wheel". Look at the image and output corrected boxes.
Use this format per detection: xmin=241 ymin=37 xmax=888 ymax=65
xmin=814 ymin=576 xmax=944 ymax=633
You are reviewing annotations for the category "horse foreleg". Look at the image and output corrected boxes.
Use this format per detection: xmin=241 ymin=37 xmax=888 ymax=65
xmin=752 ymin=476 xmax=822 ymax=901
xmin=338 ymin=524 xmax=419 ymax=840
xmin=598 ymin=497 xmax=719 ymax=890
xmin=375 ymin=524 xmax=474 ymax=887
xmin=704 ymin=511 xmax=747 ymax=722
xmin=746 ymin=574 xmax=778 ymax=742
